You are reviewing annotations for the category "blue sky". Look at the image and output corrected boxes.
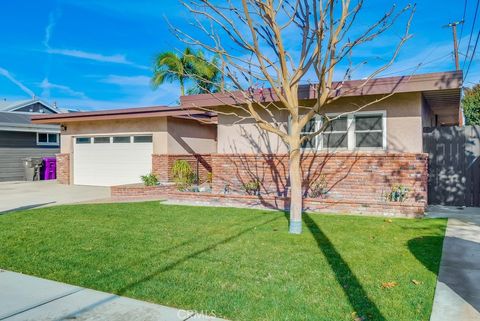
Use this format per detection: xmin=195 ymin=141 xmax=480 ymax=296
xmin=0 ymin=0 xmax=478 ymax=111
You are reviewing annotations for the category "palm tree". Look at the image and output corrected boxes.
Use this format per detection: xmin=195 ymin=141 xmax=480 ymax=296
xmin=187 ymin=52 xmax=222 ymax=95
xmin=151 ymin=48 xmax=196 ymax=96
xmin=152 ymin=47 xmax=223 ymax=96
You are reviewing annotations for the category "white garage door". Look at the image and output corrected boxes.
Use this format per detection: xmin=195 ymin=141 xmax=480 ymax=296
xmin=73 ymin=135 xmax=153 ymax=186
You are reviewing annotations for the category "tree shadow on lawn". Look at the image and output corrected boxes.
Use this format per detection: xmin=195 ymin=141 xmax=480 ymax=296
xmin=407 ymin=236 xmax=444 ymax=276
xmin=408 ymin=236 xmax=480 ymax=312
xmin=303 ymin=213 xmax=387 ymax=321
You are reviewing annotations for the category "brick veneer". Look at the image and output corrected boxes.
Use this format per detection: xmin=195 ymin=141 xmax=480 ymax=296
xmin=110 ymin=187 xmax=425 ymax=217
xmin=56 ymin=153 xmax=70 ymax=185
xmin=211 ymin=152 xmax=428 ymax=207
xmin=152 ymin=154 xmax=212 ymax=183
xmin=113 ymin=151 xmax=429 ymax=217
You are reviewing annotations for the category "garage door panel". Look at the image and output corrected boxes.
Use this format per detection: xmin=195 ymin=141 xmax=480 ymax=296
xmin=73 ymin=137 xmax=153 ymax=186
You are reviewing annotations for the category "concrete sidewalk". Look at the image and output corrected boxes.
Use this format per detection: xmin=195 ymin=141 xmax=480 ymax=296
xmin=427 ymin=206 xmax=480 ymax=321
xmin=0 ymin=270 xmax=227 ymax=321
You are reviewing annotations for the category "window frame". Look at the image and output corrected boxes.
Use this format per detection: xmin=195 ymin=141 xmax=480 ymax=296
xmin=320 ymin=114 xmax=351 ymax=151
xmin=36 ymin=132 xmax=60 ymax=146
xmin=352 ymin=111 xmax=387 ymax=151
xmin=75 ymin=137 xmax=92 ymax=144
xmin=299 ymin=115 xmax=322 ymax=151
xmin=297 ymin=110 xmax=387 ymax=151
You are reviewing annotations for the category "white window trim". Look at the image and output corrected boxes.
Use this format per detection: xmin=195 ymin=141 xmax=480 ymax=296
xmin=352 ymin=110 xmax=387 ymax=151
xmin=37 ymin=132 xmax=59 ymax=146
xmin=298 ymin=110 xmax=387 ymax=151
xmin=321 ymin=113 xmax=351 ymax=151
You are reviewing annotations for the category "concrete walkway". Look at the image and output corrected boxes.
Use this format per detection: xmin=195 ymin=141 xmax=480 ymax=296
xmin=426 ymin=206 xmax=480 ymax=321
xmin=0 ymin=181 xmax=110 ymax=214
xmin=0 ymin=270 xmax=227 ymax=321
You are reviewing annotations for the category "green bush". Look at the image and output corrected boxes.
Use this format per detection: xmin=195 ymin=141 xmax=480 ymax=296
xmin=172 ymin=160 xmax=195 ymax=191
xmin=308 ymin=175 xmax=328 ymax=198
xmin=242 ymin=179 xmax=261 ymax=195
xmin=141 ymin=173 xmax=159 ymax=186
xmin=385 ymin=184 xmax=409 ymax=202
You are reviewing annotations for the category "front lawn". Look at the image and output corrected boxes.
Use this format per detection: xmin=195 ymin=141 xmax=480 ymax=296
xmin=0 ymin=202 xmax=445 ymax=321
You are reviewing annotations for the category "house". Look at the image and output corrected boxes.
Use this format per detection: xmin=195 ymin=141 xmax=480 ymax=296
xmin=0 ymin=99 xmax=62 ymax=182
xmin=31 ymin=106 xmax=217 ymax=186
xmin=32 ymin=71 xmax=463 ymax=216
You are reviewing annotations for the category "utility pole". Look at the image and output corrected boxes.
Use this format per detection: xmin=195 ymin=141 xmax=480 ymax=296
xmin=445 ymin=21 xmax=464 ymax=70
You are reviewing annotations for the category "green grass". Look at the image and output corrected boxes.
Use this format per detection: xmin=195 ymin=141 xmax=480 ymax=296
xmin=0 ymin=202 xmax=446 ymax=321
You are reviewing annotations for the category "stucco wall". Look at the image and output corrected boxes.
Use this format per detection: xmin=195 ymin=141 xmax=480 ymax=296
xmin=167 ymin=118 xmax=217 ymax=154
xmin=60 ymin=117 xmax=217 ymax=155
xmin=217 ymin=92 xmax=424 ymax=153
xmin=60 ymin=118 xmax=168 ymax=154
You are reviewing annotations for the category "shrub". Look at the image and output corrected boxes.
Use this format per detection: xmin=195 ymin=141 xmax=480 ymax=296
xmin=385 ymin=185 xmax=410 ymax=202
xmin=308 ymin=175 xmax=328 ymax=198
xmin=206 ymin=172 xmax=213 ymax=184
xmin=141 ymin=173 xmax=158 ymax=186
xmin=243 ymin=179 xmax=261 ymax=195
xmin=172 ymin=160 xmax=195 ymax=191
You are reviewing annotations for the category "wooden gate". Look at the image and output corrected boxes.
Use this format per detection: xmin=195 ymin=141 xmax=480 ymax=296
xmin=423 ymin=126 xmax=480 ymax=207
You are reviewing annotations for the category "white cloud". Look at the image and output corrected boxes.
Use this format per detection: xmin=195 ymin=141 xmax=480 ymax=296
xmin=100 ymin=75 xmax=151 ymax=86
xmin=0 ymin=67 xmax=35 ymax=97
xmin=40 ymin=78 xmax=88 ymax=99
xmin=43 ymin=10 xmax=61 ymax=48
xmin=46 ymin=48 xmax=149 ymax=70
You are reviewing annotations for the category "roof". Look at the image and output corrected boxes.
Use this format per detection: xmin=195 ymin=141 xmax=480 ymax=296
xmin=0 ymin=99 xmax=61 ymax=114
xmin=31 ymin=71 xmax=463 ymax=126
xmin=0 ymin=112 xmax=60 ymax=133
xmin=31 ymin=105 xmax=216 ymax=124
xmin=180 ymin=70 xmax=463 ymax=108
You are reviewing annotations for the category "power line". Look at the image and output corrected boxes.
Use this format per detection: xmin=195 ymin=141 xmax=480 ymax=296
xmin=463 ymin=0 xmax=480 ymax=69
xmin=459 ymin=0 xmax=469 ymax=47
xmin=464 ymin=28 xmax=480 ymax=80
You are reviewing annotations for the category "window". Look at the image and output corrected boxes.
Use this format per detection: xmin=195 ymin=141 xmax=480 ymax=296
xmin=297 ymin=111 xmax=386 ymax=151
xmin=113 ymin=136 xmax=131 ymax=143
xmin=300 ymin=118 xmax=318 ymax=149
xmin=323 ymin=116 xmax=348 ymax=149
xmin=354 ymin=115 xmax=384 ymax=149
xmin=133 ymin=135 xmax=153 ymax=143
xmin=37 ymin=133 xmax=59 ymax=146
xmin=94 ymin=137 xmax=111 ymax=144
xmin=76 ymin=137 xmax=91 ymax=144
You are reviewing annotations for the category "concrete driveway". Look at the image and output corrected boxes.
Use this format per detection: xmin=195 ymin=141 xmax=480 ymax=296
xmin=0 ymin=181 xmax=110 ymax=213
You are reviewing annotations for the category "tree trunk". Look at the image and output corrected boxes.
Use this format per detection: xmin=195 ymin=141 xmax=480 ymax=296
xmin=289 ymin=143 xmax=303 ymax=234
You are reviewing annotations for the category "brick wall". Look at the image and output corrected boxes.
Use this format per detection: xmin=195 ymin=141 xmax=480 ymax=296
xmin=211 ymin=152 xmax=428 ymax=207
xmin=56 ymin=153 xmax=70 ymax=185
xmin=152 ymin=155 xmax=169 ymax=181
xmin=152 ymin=154 xmax=212 ymax=183
xmin=110 ymin=186 xmax=425 ymax=217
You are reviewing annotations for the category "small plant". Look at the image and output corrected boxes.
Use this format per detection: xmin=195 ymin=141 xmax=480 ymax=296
xmin=206 ymin=172 xmax=213 ymax=184
xmin=141 ymin=173 xmax=158 ymax=186
xmin=385 ymin=184 xmax=410 ymax=202
xmin=308 ymin=175 xmax=328 ymax=198
xmin=172 ymin=160 xmax=195 ymax=191
xmin=243 ymin=179 xmax=261 ymax=196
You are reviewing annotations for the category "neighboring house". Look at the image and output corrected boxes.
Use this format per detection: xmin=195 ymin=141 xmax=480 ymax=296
xmin=32 ymin=71 xmax=463 ymax=216
xmin=0 ymin=98 xmax=61 ymax=114
xmin=0 ymin=100 xmax=62 ymax=181
xmin=32 ymin=107 xmax=217 ymax=186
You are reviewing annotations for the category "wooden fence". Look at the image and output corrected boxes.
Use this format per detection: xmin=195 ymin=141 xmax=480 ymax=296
xmin=423 ymin=126 xmax=480 ymax=207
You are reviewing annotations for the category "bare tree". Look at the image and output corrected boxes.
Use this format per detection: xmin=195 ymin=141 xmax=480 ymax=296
xmin=171 ymin=0 xmax=415 ymax=234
